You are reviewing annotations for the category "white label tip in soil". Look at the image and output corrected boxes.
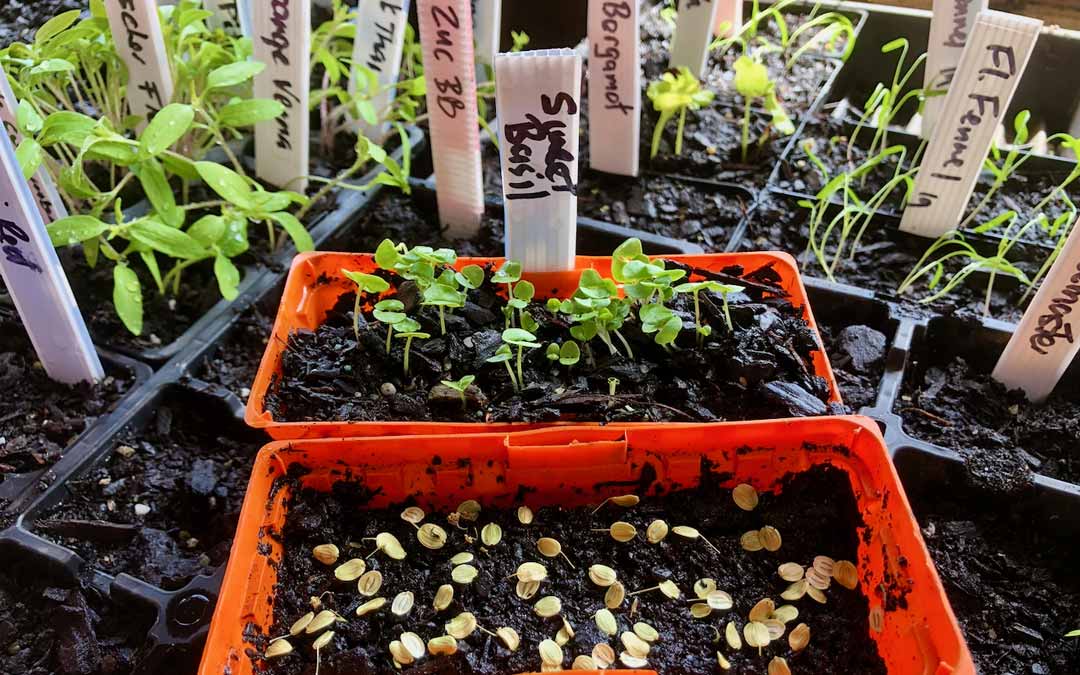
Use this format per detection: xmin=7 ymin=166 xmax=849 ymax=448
xmin=350 ymin=0 xmax=411 ymax=140
xmin=103 ymin=0 xmax=175 ymax=128
xmin=418 ymin=0 xmax=485 ymax=236
xmin=900 ymin=10 xmax=1041 ymax=239
xmin=495 ymin=49 xmax=582 ymax=272
xmin=992 ymin=217 xmax=1080 ymax=403
xmin=252 ymin=0 xmax=311 ymax=192
xmin=713 ymin=0 xmax=742 ymax=38
xmin=670 ymin=0 xmax=721 ymax=78
xmin=0 ymin=117 xmax=102 ymax=384
xmin=922 ymin=0 xmax=988 ymax=138
xmin=587 ymin=0 xmax=640 ymax=176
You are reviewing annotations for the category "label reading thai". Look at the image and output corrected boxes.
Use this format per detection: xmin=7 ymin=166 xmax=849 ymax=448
xmin=103 ymin=0 xmax=175 ymax=126
xmin=252 ymin=0 xmax=311 ymax=191
xmin=0 ymin=68 xmax=67 ymax=224
xmin=417 ymin=0 xmax=485 ymax=235
xmin=669 ymin=0 xmax=720 ymax=78
xmin=204 ymin=0 xmax=250 ymax=38
xmin=992 ymin=217 xmax=1080 ymax=402
xmin=496 ymin=50 xmax=581 ymax=272
xmin=900 ymin=11 xmax=1041 ymax=239
xmin=350 ymin=0 xmax=410 ymax=140
xmin=922 ymin=0 xmax=989 ymax=137
xmin=587 ymin=0 xmax=640 ymax=176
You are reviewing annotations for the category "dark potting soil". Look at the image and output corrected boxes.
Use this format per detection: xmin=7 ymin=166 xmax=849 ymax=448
xmin=816 ymin=323 xmax=887 ymax=412
xmin=896 ymin=355 xmax=1080 ymax=487
xmin=195 ymin=292 xmax=281 ymax=403
xmin=265 ymin=260 xmax=839 ymax=425
xmin=37 ymin=398 xmax=262 ymax=591
xmin=252 ymin=464 xmax=886 ymax=675
xmin=905 ymin=473 xmax=1080 ymax=675
xmin=0 ymin=0 xmax=82 ymax=48
xmin=741 ymin=194 xmax=1032 ymax=324
xmin=0 ymin=316 xmax=135 ymax=485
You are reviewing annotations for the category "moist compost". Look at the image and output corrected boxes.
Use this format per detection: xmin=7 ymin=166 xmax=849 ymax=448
xmin=252 ymin=464 xmax=886 ymax=675
xmin=897 ymin=355 xmax=1080 ymax=486
xmin=195 ymin=293 xmax=281 ymax=403
xmin=817 ymin=323 xmax=887 ymax=412
xmin=265 ymin=260 xmax=840 ymax=425
xmin=37 ymin=394 xmax=262 ymax=591
xmin=0 ymin=0 xmax=82 ymax=48
xmin=0 ymin=315 xmax=135 ymax=486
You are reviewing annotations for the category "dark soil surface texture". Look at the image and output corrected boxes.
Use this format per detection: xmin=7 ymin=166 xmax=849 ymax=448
xmin=266 ymin=260 xmax=839 ymax=425
xmin=196 ymin=290 xmax=282 ymax=404
xmin=37 ymin=392 xmax=263 ymax=591
xmin=0 ymin=316 xmax=135 ymax=486
xmin=0 ymin=0 xmax=82 ymax=48
xmin=902 ymin=464 xmax=1080 ymax=675
xmin=252 ymin=464 xmax=886 ymax=675
xmin=817 ymin=323 xmax=887 ymax=412
xmin=897 ymin=355 xmax=1080 ymax=487
xmin=742 ymin=194 xmax=1033 ymax=324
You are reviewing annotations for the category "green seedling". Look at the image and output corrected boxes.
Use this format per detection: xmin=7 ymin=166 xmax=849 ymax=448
xmin=639 ymin=303 xmax=682 ymax=348
xmin=501 ymin=328 xmax=542 ymax=392
xmin=553 ymin=269 xmax=634 ymax=359
xmin=675 ymin=281 xmax=744 ymax=343
xmin=372 ymin=299 xmax=409 ymax=354
xmin=487 ymin=344 xmax=518 ymax=391
xmin=612 ymin=238 xmax=685 ymax=304
xmin=646 ymin=66 xmax=715 ymax=158
xmin=422 ymin=279 xmax=466 ymax=336
xmin=342 ymin=269 xmax=390 ymax=339
xmin=849 ymin=38 xmax=929 ymax=163
xmin=733 ymin=55 xmax=794 ymax=163
xmin=545 ymin=341 xmax=581 ymax=369
xmin=394 ymin=325 xmax=430 ymax=376
xmin=960 ymin=110 xmax=1034 ymax=230
xmin=492 ymin=260 xmax=524 ymax=326
xmin=439 ymin=375 xmax=476 ymax=411
xmin=508 ymin=280 xmax=535 ymax=328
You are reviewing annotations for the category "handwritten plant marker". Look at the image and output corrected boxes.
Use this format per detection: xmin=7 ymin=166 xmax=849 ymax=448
xmin=922 ymin=0 xmax=989 ymax=137
xmin=103 ymin=0 xmax=175 ymax=128
xmin=670 ymin=0 xmax=721 ymax=78
xmin=0 ymin=68 xmax=67 ymax=224
xmin=252 ymin=0 xmax=311 ymax=191
xmin=992 ymin=218 xmax=1080 ymax=402
xmin=713 ymin=0 xmax=742 ymax=39
xmin=587 ymin=0 xmax=641 ymax=176
xmin=350 ymin=0 xmax=411 ymax=140
xmin=0 ymin=117 xmax=103 ymax=384
xmin=417 ymin=0 xmax=485 ymax=235
xmin=495 ymin=49 xmax=582 ymax=271
xmin=900 ymin=10 xmax=1041 ymax=239
xmin=473 ymin=0 xmax=502 ymax=80
xmin=204 ymin=0 xmax=251 ymax=38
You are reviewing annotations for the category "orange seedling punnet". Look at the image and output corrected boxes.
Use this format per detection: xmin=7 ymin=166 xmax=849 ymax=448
xmin=246 ymin=251 xmax=841 ymax=440
xmin=199 ymin=417 xmax=973 ymax=675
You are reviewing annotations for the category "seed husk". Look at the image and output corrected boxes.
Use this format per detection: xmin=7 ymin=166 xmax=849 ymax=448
xmin=605 ymin=581 xmax=626 ymax=609
xmin=517 ymin=506 xmax=534 ymax=524
xmin=589 ymin=564 xmax=618 ymax=587
xmin=516 ymin=579 xmax=540 ymax=599
xmin=401 ymin=632 xmax=426 ymax=660
xmin=451 ymin=564 xmax=478 ymax=584
xmin=619 ymin=652 xmax=648 ymax=668
xmin=537 ymin=537 xmax=561 ymax=557
xmin=456 ymin=500 xmax=481 ymax=522
xmin=621 ymin=631 xmax=650 ymax=658
xmin=592 ymin=643 xmax=616 ymax=668
xmin=659 ymin=580 xmax=681 ymax=599
xmin=539 ymin=639 xmax=563 ymax=666
xmin=717 ymin=651 xmax=731 ymax=670
xmin=743 ymin=621 xmax=771 ymax=648
xmin=450 ymin=551 xmax=474 ymax=566
xmin=732 ymin=483 xmax=759 ymax=511
xmin=445 ymin=612 xmax=478 ymax=639
xmin=672 ymin=525 xmax=699 ymax=539
xmin=389 ymin=640 xmax=414 ymax=665
xmin=870 ymin=606 xmax=884 ymax=632
xmin=694 ymin=578 xmax=716 ymax=598
xmin=690 ymin=603 xmax=712 ymax=619
xmin=265 ymin=639 xmax=293 ymax=659
xmin=807 ymin=586 xmax=827 ymax=604
xmin=333 ymin=558 xmax=366 ymax=582
xmin=646 ymin=520 xmax=669 ymax=544
xmin=789 ymin=622 xmax=811 ymax=651
xmin=306 ymin=610 xmax=337 ymax=634
xmin=401 ymin=506 xmax=425 ymax=524
xmin=773 ymin=604 xmax=799 ymax=624
xmin=290 ymin=612 xmax=314 ymax=636
xmin=418 ymin=523 xmax=448 ymax=550
xmin=356 ymin=597 xmax=386 ymax=616
xmin=391 ymin=591 xmax=414 ymax=616
xmin=556 ymin=617 xmax=575 ymax=645
xmin=707 ymin=590 xmax=733 ymax=610
xmin=764 ymin=619 xmax=787 ymax=641
xmin=813 ymin=555 xmax=836 ymax=577
xmin=778 ymin=562 xmax=805 ymax=582
xmin=496 ymin=626 xmax=520 ymax=651
xmin=595 ymin=608 xmax=618 ymax=636
xmin=834 ymin=560 xmax=859 ymax=589
xmin=591 ymin=494 xmax=640 ymax=515
xmin=749 ymin=598 xmax=775 ymax=623
xmin=759 ymin=526 xmax=782 ymax=552
xmin=433 ymin=584 xmax=454 ymax=611
xmin=312 ymin=544 xmax=339 ymax=565
xmin=781 ymin=579 xmax=808 ymax=601
xmin=740 ymin=530 xmax=763 ymax=552
xmin=375 ymin=532 xmax=406 ymax=560
xmin=481 ymin=523 xmax=502 ymax=546
xmin=769 ymin=656 xmax=792 ymax=675
xmin=806 ymin=566 xmax=832 ymax=590
xmin=605 ymin=521 xmax=637 ymax=542
xmin=514 ymin=561 xmax=548 ymax=583
xmin=633 ymin=622 xmax=659 ymax=642
xmin=725 ymin=621 xmax=742 ymax=650
xmin=312 ymin=631 xmax=334 ymax=651
xmin=535 ymin=595 xmax=563 ymax=618
xmin=357 ymin=570 xmax=383 ymax=596
xmin=572 ymin=655 xmax=597 ymax=670
xmin=428 ymin=635 xmax=458 ymax=656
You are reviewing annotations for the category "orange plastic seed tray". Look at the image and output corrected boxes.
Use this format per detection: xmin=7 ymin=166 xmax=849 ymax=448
xmin=199 ymin=417 xmax=973 ymax=675
xmin=246 ymin=251 xmax=841 ymax=440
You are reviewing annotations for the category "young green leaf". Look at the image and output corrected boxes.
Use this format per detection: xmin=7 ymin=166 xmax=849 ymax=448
xmin=218 ymin=99 xmax=285 ymax=127
xmin=128 ymin=220 xmax=209 ymax=260
xmin=214 ymin=254 xmax=241 ymax=300
xmin=343 ymin=270 xmax=391 ymax=294
xmin=195 ymin=161 xmax=254 ymax=209
xmin=15 ymin=139 xmax=43 ymax=180
xmin=268 ymin=212 xmax=314 ymax=253
xmin=47 ymin=215 xmax=109 ymax=246
xmin=206 ymin=61 xmax=265 ymax=90
xmin=139 ymin=103 xmax=195 ymax=157
xmin=113 ymin=263 xmax=144 ymax=335
xmin=187 ymin=215 xmax=227 ymax=247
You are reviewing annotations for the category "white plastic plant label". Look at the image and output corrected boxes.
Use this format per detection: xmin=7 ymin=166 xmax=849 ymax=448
xmin=900 ymin=11 xmax=1041 ymax=239
xmin=473 ymin=0 xmax=501 ymax=78
xmin=0 ymin=68 xmax=67 ymax=225
xmin=204 ymin=0 xmax=251 ymax=38
xmin=103 ymin=0 xmax=175 ymax=127
xmin=0 ymin=119 xmax=103 ymax=384
xmin=252 ymin=0 xmax=311 ymax=191
xmin=669 ymin=0 xmax=721 ymax=78
xmin=713 ymin=0 xmax=742 ymax=38
xmin=587 ymin=0 xmax=640 ymax=177
xmin=417 ymin=0 xmax=485 ymax=235
xmin=350 ymin=0 xmax=411 ymax=140
xmin=922 ymin=0 xmax=989 ymax=137
xmin=992 ymin=218 xmax=1080 ymax=402
xmin=495 ymin=50 xmax=582 ymax=272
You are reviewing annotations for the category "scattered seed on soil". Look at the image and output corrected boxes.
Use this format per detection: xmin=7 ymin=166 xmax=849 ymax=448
xmin=778 ymin=562 xmax=805 ymax=581
xmin=356 ymin=597 xmax=386 ymax=616
xmin=290 ymin=612 xmax=314 ymax=636
xmin=312 ymin=631 xmax=334 ymax=651
xmin=535 ymin=596 xmax=562 ymax=617
xmin=514 ymin=562 xmax=547 ymax=582
xmin=789 ymin=622 xmax=811 ymax=651
xmin=517 ymin=506 xmax=534 ymax=524
xmin=694 ymin=578 xmax=717 ymax=598
xmin=401 ymin=632 xmax=425 ymax=659
xmin=450 ymin=551 xmax=474 ymax=566
xmin=591 ymin=494 xmax=640 ymax=514
xmin=807 ymin=586 xmax=828 ymax=604
xmin=428 ymin=635 xmax=458 ymax=656
xmin=312 ymin=544 xmax=339 ymax=565
xmin=538 ymin=537 xmax=562 ymax=558
xmin=646 ymin=519 xmax=669 ymax=543
xmin=516 ymin=580 xmax=540 ymax=599
xmin=265 ymin=639 xmax=293 ymax=658
xmin=691 ymin=603 xmax=712 ymax=618
xmin=589 ymin=564 xmax=617 ymax=587
xmin=633 ymin=621 xmax=659 ymax=642
xmin=357 ymin=571 xmax=383 ymax=596
xmin=760 ymin=526 xmax=782 ymax=551
xmin=375 ymin=532 xmax=406 ymax=559
xmin=452 ymin=564 xmax=478 ymax=584
xmin=765 ymin=619 xmax=787 ymax=640
xmin=672 ymin=525 xmax=699 ymax=538
xmin=401 ymin=507 xmax=425 ymax=524
xmin=733 ymin=483 xmax=759 ymax=511
xmin=774 ymin=604 xmax=799 ymax=623
xmin=717 ymin=652 xmax=731 ymax=670
xmin=813 ymin=555 xmax=836 ymax=577
xmin=769 ymin=655 xmax=792 ymax=675
xmin=707 ymin=590 xmax=733 ymax=610
xmin=390 ymin=640 xmax=414 ymax=665
xmin=744 ymin=621 xmax=771 ymax=648
xmin=593 ymin=643 xmax=616 ymax=668
xmin=334 ymin=558 xmax=366 ymax=582
xmin=740 ymin=530 xmax=763 ymax=552
xmin=619 ymin=652 xmax=648 ymax=668
xmin=418 ymin=523 xmax=448 ymax=549
xmin=605 ymin=581 xmax=626 ymax=608
xmin=781 ymin=579 xmax=808 ymax=600
xmin=725 ymin=621 xmax=742 ymax=650
xmin=806 ymin=566 xmax=832 ymax=590
xmin=539 ymin=639 xmax=563 ymax=666
xmin=834 ymin=559 xmax=859 ymax=589
xmin=621 ymin=631 xmax=650 ymax=658
xmin=391 ymin=591 xmax=414 ymax=616
xmin=481 ymin=523 xmax=502 ymax=546
xmin=496 ymin=626 xmax=520 ymax=651
xmin=596 ymin=608 xmax=618 ymax=635
xmin=659 ymin=580 xmax=681 ymax=599
xmin=573 ymin=655 xmax=596 ymax=670
xmin=749 ymin=598 xmax=776 ymax=622
xmin=456 ymin=500 xmax=481 ymax=522
xmin=433 ymin=584 xmax=454 ymax=611
xmin=603 ymin=521 xmax=637 ymax=542
xmin=445 ymin=612 xmax=477 ymax=639
xmin=306 ymin=610 xmax=337 ymax=634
